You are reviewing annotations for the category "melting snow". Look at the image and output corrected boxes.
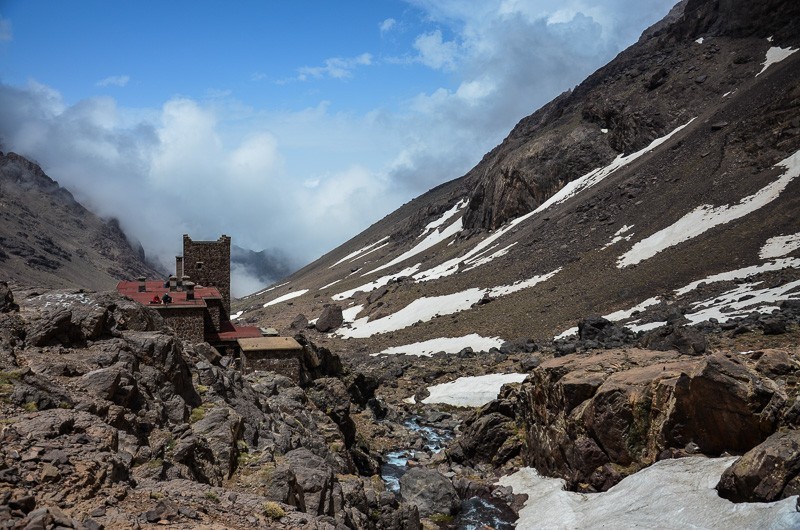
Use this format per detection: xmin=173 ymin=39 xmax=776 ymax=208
xmin=319 ymin=279 xmax=341 ymax=290
xmin=253 ymin=282 xmax=288 ymax=297
xmin=683 ymin=279 xmax=800 ymax=324
xmin=367 ymin=215 xmax=463 ymax=275
xmin=535 ymin=119 xmax=695 ymax=215
xmin=554 ymin=326 xmax=578 ymax=340
xmin=675 ymin=258 xmax=800 ymax=296
xmin=499 ymin=457 xmax=800 ymax=530
xmin=760 ymin=233 xmax=800 ymax=259
xmin=463 ymin=242 xmax=517 ymax=271
xmin=603 ymin=224 xmax=635 ymax=249
xmin=329 ymin=237 xmax=390 ymax=269
xmin=600 ymin=128 xmax=609 ymax=134
xmin=757 ymin=45 xmax=798 ymax=76
xmin=618 ymin=149 xmax=800 ymax=268
xmin=603 ymin=296 xmax=661 ymax=321
xmin=695 ymin=37 xmax=704 ymax=44
xmin=341 ymin=304 xmax=365 ymax=323
xmin=230 ymin=310 xmax=243 ymax=320
xmin=374 ymin=334 xmax=505 ymax=357
xmin=625 ymin=320 xmax=668 ymax=333
xmin=332 ymin=264 xmax=420 ymax=301
xmin=421 ymin=199 xmax=468 ymax=236
xmin=337 ymin=268 xmax=562 ymax=339
xmin=421 ymin=373 xmax=528 ymax=407
xmin=263 ymin=289 xmax=308 ymax=307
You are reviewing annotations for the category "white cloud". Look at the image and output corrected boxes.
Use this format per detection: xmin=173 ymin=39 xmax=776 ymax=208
xmin=413 ymin=30 xmax=459 ymax=70
xmin=96 ymin=75 xmax=130 ymax=88
xmin=0 ymin=0 xmax=679 ymax=294
xmin=380 ymin=18 xmax=397 ymax=33
xmin=296 ymin=53 xmax=373 ymax=81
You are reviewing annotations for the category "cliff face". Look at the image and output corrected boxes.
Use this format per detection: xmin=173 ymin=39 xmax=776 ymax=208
xmin=0 ymin=152 xmax=163 ymax=289
xmin=460 ymin=0 xmax=800 ymax=232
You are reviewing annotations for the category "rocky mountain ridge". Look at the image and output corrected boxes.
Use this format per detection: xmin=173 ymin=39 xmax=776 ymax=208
xmin=0 ymin=152 xmax=163 ymax=290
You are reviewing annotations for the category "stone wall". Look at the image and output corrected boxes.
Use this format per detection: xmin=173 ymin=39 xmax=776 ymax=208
xmin=204 ymin=300 xmax=223 ymax=333
xmin=160 ymin=307 xmax=205 ymax=344
xmin=243 ymin=350 xmax=301 ymax=382
xmin=183 ymin=234 xmax=231 ymax=315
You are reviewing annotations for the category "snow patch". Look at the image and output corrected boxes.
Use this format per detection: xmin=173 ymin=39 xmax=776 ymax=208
xmin=675 ymin=258 xmax=800 ymax=296
xmin=554 ymin=326 xmax=578 ymax=340
xmin=618 ymin=149 xmax=800 ymax=268
xmin=684 ymin=279 xmax=800 ymax=324
xmin=338 ymin=268 xmax=562 ymax=338
xmin=332 ymin=264 xmax=420 ymax=301
xmin=757 ymin=45 xmax=798 ymax=76
xmin=499 ymin=457 xmax=800 ymax=530
xmin=341 ymin=304 xmax=365 ymax=323
xmin=375 ymin=334 xmax=505 ymax=357
xmin=230 ymin=310 xmax=243 ymax=320
xmin=695 ymin=37 xmax=704 ymax=44
xmin=263 ymin=289 xmax=308 ymax=307
xmin=624 ymin=320 xmax=668 ymax=333
xmin=603 ymin=224 xmax=635 ymax=249
xmin=760 ymin=233 xmax=800 ymax=260
xmin=319 ymin=279 xmax=341 ymax=290
xmin=366 ymin=216 xmax=463 ymax=276
xmin=329 ymin=237 xmax=390 ymax=269
xmin=600 ymin=128 xmax=608 ymax=134
xmin=463 ymin=242 xmax=517 ymax=271
xmin=253 ymin=281 xmax=288 ymax=297
xmin=422 ymin=373 xmax=528 ymax=407
xmin=603 ymin=296 xmax=661 ymax=321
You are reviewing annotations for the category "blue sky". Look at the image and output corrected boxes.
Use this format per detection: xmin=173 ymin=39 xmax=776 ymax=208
xmin=0 ymin=0 xmax=677 ymax=294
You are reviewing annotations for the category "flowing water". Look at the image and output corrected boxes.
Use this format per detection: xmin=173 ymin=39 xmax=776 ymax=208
xmin=380 ymin=416 xmax=517 ymax=529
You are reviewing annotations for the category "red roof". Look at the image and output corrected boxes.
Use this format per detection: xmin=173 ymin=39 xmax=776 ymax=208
xmin=206 ymin=321 xmax=263 ymax=342
xmin=117 ymin=280 xmax=222 ymax=308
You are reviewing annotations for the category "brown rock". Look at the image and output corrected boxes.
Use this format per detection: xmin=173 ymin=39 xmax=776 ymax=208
xmin=717 ymin=430 xmax=800 ymax=502
xmin=315 ymin=305 xmax=343 ymax=333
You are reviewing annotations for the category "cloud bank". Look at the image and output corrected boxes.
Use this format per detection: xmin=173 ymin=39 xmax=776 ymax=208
xmin=0 ymin=0 xmax=676 ymax=295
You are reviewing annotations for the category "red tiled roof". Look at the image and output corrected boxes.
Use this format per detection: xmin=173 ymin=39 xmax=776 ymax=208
xmin=116 ymin=280 xmax=222 ymax=308
xmin=206 ymin=321 xmax=262 ymax=342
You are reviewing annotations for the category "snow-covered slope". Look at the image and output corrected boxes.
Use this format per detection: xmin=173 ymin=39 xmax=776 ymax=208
xmin=234 ymin=0 xmax=800 ymax=359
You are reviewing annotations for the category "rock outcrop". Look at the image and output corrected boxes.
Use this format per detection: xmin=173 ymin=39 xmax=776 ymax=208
xmin=0 ymin=286 xmax=420 ymax=529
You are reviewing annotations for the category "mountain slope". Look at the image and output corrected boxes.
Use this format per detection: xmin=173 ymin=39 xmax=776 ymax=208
xmin=234 ymin=0 xmax=800 ymax=359
xmin=0 ymin=152 xmax=163 ymax=289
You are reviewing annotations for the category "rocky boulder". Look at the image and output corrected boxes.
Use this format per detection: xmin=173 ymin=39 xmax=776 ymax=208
xmin=518 ymin=350 xmax=787 ymax=491
xmin=399 ymin=467 xmax=460 ymax=518
xmin=716 ymin=430 xmax=800 ymax=503
xmin=0 ymin=281 xmax=18 ymax=312
xmin=315 ymin=304 xmax=344 ymax=332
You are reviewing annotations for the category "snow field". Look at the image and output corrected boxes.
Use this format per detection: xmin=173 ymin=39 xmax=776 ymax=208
xmin=757 ymin=45 xmax=798 ymax=76
xmin=374 ymin=333 xmax=505 ymax=357
xmin=618 ymin=149 xmax=800 ymax=268
xmin=760 ymin=233 xmax=800 ymax=260
xmin=329 ymin=237 xmax=389 ymax=269
xmin=421 ymin=373 xmax=528 ymax=407
xmin=263 ymin=289 xmax=309 ymax=307
xmin=498 ymin=456 xmax=800 ymax=529
xmin=332 ymin=264 xmax=420 ymax=301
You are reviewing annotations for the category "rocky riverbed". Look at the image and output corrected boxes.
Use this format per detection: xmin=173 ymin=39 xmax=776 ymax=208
xmin=2 ymin=282 xmax=800 ymax=529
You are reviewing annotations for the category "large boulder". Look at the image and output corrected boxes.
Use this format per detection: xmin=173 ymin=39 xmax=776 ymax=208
xmin=399 ymin=467 xmax=459 ymax=518
xmin=0 ymin=281 xmax=18 ymax=312
xmin=716 ymin=430 xmax=800 ymax=503
xmin=519 ymin=350 xmax=786 ymax=491
xmin=315 ymin=305 xmax=344 ymax=332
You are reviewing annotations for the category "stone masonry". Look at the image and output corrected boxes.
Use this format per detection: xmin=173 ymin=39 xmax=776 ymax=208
xmin=183 ymin=234 xmax=231 ymax=315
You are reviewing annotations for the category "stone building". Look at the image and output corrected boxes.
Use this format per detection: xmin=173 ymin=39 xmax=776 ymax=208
xmin=238 ymin=337 xmax=304 ymax=381
xmin=117 ymin=234 xmax=259 ymax=352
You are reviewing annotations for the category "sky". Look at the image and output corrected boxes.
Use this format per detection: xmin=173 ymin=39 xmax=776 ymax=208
xmin=0 ymin=0 xmax=677 ymax=295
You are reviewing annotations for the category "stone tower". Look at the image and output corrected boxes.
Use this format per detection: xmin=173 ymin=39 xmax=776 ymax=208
xmin=182 ymin=234 xmax=231 ymax=315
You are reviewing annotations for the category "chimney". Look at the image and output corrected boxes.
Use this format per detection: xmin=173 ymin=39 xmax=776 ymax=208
xmin=185 ymin=281 xmax=195 ymax=300
xmin=182 ymin=275 xmax=191 ymax=289
xmin=137 ymin=276 xmax=146 ymax=292
xmin=176 ymin=256 xmax=184 ymax=279
xmin=169 ymin=275 xmax=177 ymax=292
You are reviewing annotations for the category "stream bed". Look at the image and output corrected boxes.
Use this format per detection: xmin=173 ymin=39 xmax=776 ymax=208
xmin=380 ymin=416 xmax=516 ymax=530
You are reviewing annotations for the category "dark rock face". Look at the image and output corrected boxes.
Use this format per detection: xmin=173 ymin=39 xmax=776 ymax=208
xmin=0 ymin=289 xmax=421 ymax=529
xmin=518 ymin=350 xmax=787 ymax=491
xmin=315 ymin=304 xmax=344 ymax=332
xmin=399 ymin=467 xmax=460 ymax=517
xmin=717 ymin=430 xmax=800 ymax=502
xmin=0 ymin=281 xmax=18 ymax=312
xmin=639 ymin=323 xmax=707 ymax=355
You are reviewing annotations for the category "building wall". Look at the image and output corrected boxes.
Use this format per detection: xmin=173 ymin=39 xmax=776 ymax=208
xmin=243 ymin=350 xmax=301 ymax=382
xmin=204 ymin=299 xmax=223 ymax=333
xmin=159 ymin=307 xmax=205 ymax=344
xmin=183 ymin=234 xmax=231 ymax=315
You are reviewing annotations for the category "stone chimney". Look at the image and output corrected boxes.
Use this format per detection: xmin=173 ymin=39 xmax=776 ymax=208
xmin=137 ymin=276 xmax=146 ymax=292
xmin=185 ymin=281 xmax=195 ymax=300
xmin=182 ymin=275 xmax=191 ymax=290
xmin=169 ymin=275 xmax=177 ymax=292
xmin=176 ymin=256 xmax=184 ymax=279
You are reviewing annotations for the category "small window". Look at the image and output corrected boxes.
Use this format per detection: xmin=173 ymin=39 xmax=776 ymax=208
xmin=196 ymin=262 xmax=203 ymax=270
